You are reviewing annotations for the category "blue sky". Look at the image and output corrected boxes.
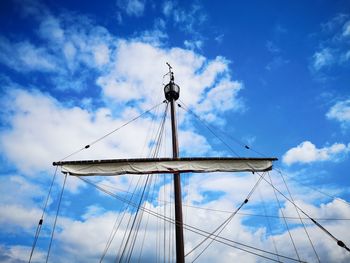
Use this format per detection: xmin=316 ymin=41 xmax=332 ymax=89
xmin=0 ymin=0 xmax=350 ymax=262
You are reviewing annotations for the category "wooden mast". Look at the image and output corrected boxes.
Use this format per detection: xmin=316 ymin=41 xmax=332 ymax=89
xmin=164 ymin=63 xmax=185 ymax=263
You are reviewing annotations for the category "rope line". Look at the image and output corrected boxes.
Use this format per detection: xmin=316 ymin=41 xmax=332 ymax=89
xmin=97 ymin=182 xmax=350 ymax=221
xmin=45 ymin=173 xmax=67 ymax=263
xmin=186 ymin=172 xmax=266 ymax=259
xmin=178 ymin=100 xmax=350 ymax=208
xmin=191 ymin=173 xmax=268 ymax=262
xmin=268 ymin=172 xmax=301 ymax=261
xmin=177 ymin=102 xmax=240 ymax=157
xmin=119 ymin=102 xmax=169 ymax=262
xmin=28 ymin=167 xmax=59 ymax=263
xmin=99 ymin=176 xmax=141 ymax=262
xmin=59 ymin=101 xmax=166 ymax=162
xmin=278 ymin=170 xmax=320 ymax=262
xmin=178 ymin=100 xmax=350 ymax=255
xmin=256 ymin=176 xmax=280 ymax=262
xmin=77 ymin=176 xmax=304 ymax=262
xmin=260 ymin=172 xmax=350 ymax=253
xmin=276 ymin=169 xmax=350 ymax=207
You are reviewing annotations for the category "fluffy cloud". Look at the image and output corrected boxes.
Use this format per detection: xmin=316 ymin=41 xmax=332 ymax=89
xmin=116 ymin=0 xmax=146 ymax=17
xmin=13 ymin=172 xmax=349 ymax=262
xmin=0 ymin=245 xmax=46 ymax=263
xmin=0 ymin=9 xmax=243 ymax=121
xmin=0 ymin=166 xmax=349 ymax=262
xmin=342 ymin=21 xmax=350 ymax=37
xmin=0 ymin=87 xmax=214 ymax=180
xmin=0 ymin=88 xmax=158 ymax=174
xmin=311 ymin=15 xmax=350 ymax=72
xmin=0 ymin=37 xmax=57 ymax=72
xmin=97 ymin=40 xmax=243 ymax=121
xmin=327 ymin=99 xmax=350 ymax=127
xmin=282 ymin=141 xmax=350 ymax=165
xmin=312 ymin=48 xmax=334 ymax=71
xmin=0 ymin=204 xmax=41 ymax=233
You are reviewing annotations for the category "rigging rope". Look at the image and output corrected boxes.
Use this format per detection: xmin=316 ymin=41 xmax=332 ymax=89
xmin=276 ymin=168 xmax=350 ymax=207
xmin=268 ymin=172 xmax=302 ymax=261
xmin=278 ymin=170 xmax=320 ymax=262
xmin=45 ymin=173 xmax=67 ymax=263
xmin=186 ymin=172 xmax=266 ymax=262
xmin=118 ymin=102 xmax=169 ymax=262
xmin=28 ymin=167 xmax=58 ymax=263
xmin=177 ymin=102 xmax=240 ymax=157
xmin=180 ymin=99 xmax=266 ymax=156
xmin=99 ymin=175 xmax=141 ymax=262
xmin=29 ymin=101 xmax=164 ymax=263
xmin=260 ymin=172 xmax=350 ymax=253
xmin=77 ymin=176 xmax=305 ymax=262
xmin=59 ymin=101 xmax=166 ymax=162
xmin=178 ymin=100 xmax=350 ymax=209
xmin=256 ymin=176 xmax=280 ymax=262
xmin=124 ymin=176 xmax=152 ymax=263
xmin=99 ymin=182 xmax=350 ymax=221
xmin=49 ymin=98 xmax=350 ymax=261
xmin=178 ymin=100 xmax=350 ymax=256
xmin=115 ymin=176 xmax=146 ymax=262
xmin=137 ymin=175 xmax=158 ymax=263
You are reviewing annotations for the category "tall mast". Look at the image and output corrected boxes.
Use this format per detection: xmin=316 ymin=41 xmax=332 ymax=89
xmin=164 ymin=63 xmax=185 ymax=263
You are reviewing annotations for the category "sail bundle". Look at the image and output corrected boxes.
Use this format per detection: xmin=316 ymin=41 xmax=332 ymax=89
xmin=53 ymin=157 xmax=277 ymax=176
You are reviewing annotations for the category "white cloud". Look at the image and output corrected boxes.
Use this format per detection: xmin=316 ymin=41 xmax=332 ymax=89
xmin=93 ymin=44 xmax=110 ymax=66
xmin=184 ymin=39 xmax=203 ymax=50
xmin=342 ymin=50 xmax=350 ymax=61
xmin=312 ymin=48 xmax=334 ymax=71
xmin=312 ymin=15 xmax=350 ymax=73
xmin=97 ymin=40 xmax=243 ymax=122
xmin=0 ymin=86 xmax=216 ymax=183
xmin=0 ymin=37 xmax=57 ymax=72
xmin=281 ymin=198 xmax=350 ymax=222
xmin=0 ymin=245 xmax=46 ymax=263
xmin=321 ymin=14 xmax=348 ymax=33
xmin=162 ymin=0 xmax=174 ymax=16
xmin=1 ymin=167 xmax=350 ymax=262
xmin=0 ymin=175 xmax=45 ymax=207
xmin=179 ymin=130 xmax=211 ymax=155
xmin=282 ymin=141 xmax=350 ymax=165
xmin=133 ymin=18 xmax=168 ymax=45
xmin=327 ymin=99 xmax=350 ymax=126
xmin=215 ymin=34 xmax=224 ymax=43
xmin=38 ymin=15 xmax=65 ymax=43
xmin=163 ymin=2 xmax=207 ymax=36
xmin=342 ymin=21 xmax=350 ymax=37
xmin=0 ymin=8 xmax=242 ymax=121
xmin=116 ymin=0 xmax=146 ymax=17
xmin=0 ymin=13 xmax=116 ymax=91
xmin=0 ymin=204 xmax=41 ymax=233
xmin=0 ymin=89 xmax=160 ymax=176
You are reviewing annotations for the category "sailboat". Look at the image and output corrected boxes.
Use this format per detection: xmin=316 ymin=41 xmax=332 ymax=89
xmin=29 ymin=64 xmax=349 ymax=263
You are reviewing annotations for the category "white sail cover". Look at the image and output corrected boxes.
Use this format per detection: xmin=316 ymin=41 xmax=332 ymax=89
xmin=53 ymin=157 xmax=277 ymax=176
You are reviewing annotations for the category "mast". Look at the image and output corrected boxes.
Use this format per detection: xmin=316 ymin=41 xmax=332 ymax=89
xmin=51 ymin=64 xmax=280 ymax=261
xmin=164 ymin=63 xmax=185 ymax=263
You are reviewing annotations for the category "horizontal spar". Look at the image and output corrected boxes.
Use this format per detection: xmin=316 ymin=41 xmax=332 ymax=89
xmin=53 ymin=157 xmax=278 ymax=176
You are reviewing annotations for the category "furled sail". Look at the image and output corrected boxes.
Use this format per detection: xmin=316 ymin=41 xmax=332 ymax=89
xmin=53 ymin=157 xmax=277 ymax=176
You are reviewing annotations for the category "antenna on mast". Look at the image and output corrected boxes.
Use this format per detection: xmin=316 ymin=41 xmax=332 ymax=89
xmin=166 ymin=61 xmax=172 ymax=70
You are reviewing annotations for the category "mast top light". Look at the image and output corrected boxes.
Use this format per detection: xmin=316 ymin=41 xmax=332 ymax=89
xmin=164 ymin=63 xmax=180 ymax=101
